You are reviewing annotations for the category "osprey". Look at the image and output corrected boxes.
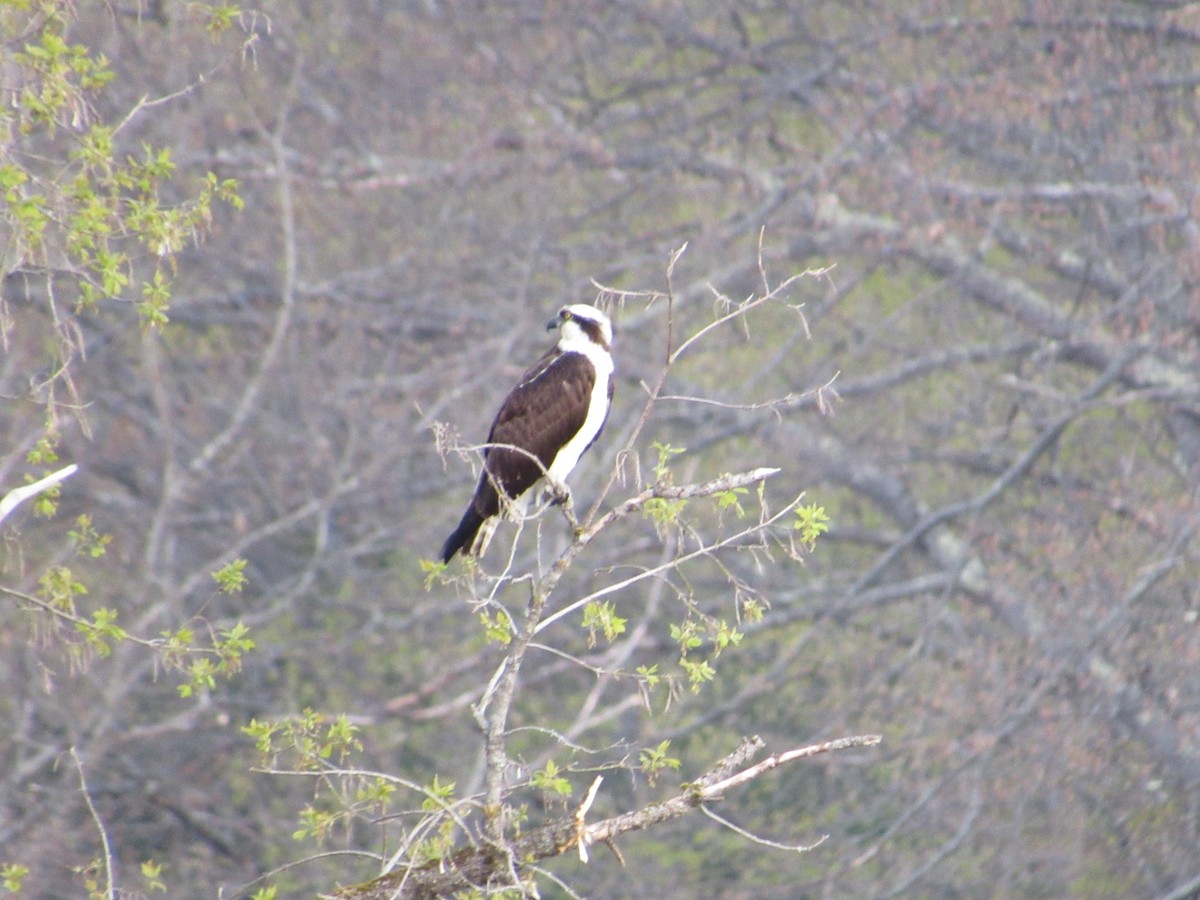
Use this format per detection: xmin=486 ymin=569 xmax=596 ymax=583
xmin=439 ymin=303 xmax=615 ymax=563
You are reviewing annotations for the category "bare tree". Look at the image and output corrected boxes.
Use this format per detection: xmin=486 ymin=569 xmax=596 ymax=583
xmin=3 ymin=2 xmax=1199 ymax=897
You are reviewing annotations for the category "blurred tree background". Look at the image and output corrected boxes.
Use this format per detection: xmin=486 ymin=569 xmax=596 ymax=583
xmin=3 ymin=1 xmax=1198 ymax=897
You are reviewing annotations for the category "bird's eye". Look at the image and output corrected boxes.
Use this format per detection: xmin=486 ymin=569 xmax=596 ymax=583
xmin=562 ymin=309 xmax=572 ymax=320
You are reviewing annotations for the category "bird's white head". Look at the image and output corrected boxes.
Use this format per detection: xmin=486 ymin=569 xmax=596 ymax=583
xmin=547 ymin=303 xmax=613 ymax=352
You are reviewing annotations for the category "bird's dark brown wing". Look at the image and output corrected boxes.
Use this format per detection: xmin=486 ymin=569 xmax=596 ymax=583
xmin=470 ymin=350 xmax=596 ymax=517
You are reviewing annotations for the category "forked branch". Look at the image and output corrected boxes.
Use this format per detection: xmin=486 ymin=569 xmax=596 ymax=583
xmin=326 ymin=733 xmax=882 ymax=900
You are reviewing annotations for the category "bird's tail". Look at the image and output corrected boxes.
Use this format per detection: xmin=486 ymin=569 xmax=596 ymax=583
xmin=440 ymin=506 xmax=486 ymax=563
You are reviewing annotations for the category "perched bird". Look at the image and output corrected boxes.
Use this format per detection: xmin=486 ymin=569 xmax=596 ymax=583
xmin=439 ymin=303 xmax=615 ymax=563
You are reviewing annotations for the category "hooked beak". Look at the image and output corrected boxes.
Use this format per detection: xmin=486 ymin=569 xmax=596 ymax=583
xmin=546 ymin=309 xmax=563 ymax=331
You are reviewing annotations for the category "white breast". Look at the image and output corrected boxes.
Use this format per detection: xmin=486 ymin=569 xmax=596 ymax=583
xmin=547 ymin=342 xmax=613 ymax=485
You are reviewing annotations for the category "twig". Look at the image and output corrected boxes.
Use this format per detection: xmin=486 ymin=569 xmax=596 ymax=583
xmin=72 ymin=747 xmax=116 ymax=900
xmin=670 ymin=266 xmax=829 ymax=364
xmin=700 ymin=804 xmax=828 ymax=853
xmin=696 ymin=734 xmax=883 ymax=798
xmin=535 ymin=471 xmax=790 ymax=635
xmin=189 ymin=80 xmax=299 ymax=475
xmin=578 ymin=734 xmax=880 ymax=856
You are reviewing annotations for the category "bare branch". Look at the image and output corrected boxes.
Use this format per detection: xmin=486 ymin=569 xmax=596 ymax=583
xmin=72 ymin=747 xmax=116 ymax=900
xmin=0 ymin=463 xmax=78 ymax=524
xmin=326 ymin=734 xmax=881 ymax=900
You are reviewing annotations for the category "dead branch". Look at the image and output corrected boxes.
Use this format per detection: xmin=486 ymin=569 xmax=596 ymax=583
xmin=0 ymin=463 xmax=78 ymax=525
xmin=325 ymin=733 xmax=882 ymax=900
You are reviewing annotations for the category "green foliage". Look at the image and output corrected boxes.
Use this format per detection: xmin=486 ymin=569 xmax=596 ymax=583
xmin=793 ymin=502 xmax=830 ymax=547
xmin=639 ymin=740 xmax=681 ymax=785
xmin=158 ymin=625 xmax=195 ymax=669
xmin=203 ymin=4 xmax=244 ymax=35
xmin=178 ymin=657 xmax=219 ymax=698
xmin=321 ymin=715 xmax=362 ymax=762
xmin=68 ymin=515 xmax=111 ymax=558
xmin=670 ymin=619 xmax=704 ymax=654
xmin=355 ymin=776 xmax=397 ymax=811
xmin=23 ymin=437 xmax=65 ymax=516
xmin=420 ymin=557 xmax=449 ymax=588
xmin=479 ymin=609 xmax=514 ymax=645
xmin=740 ymin=596 xmax=765 ymax=623
xmin=671 ymin=614 xmax=741 ymax=657
xmin=581 ymin=599 xmax=626 ymax=646
xmin=176 ymin=622 xmax=255 ymax=697
xmin=217 ymin=621 xmax=255 ymax=666
xmin=292 ymin=803 xmax=339 ymax=843
xmin=12 ymin=523 xmax=255 ymax=694
xmin=412 ymin=776 xmax=460 ymax=863
xmin=2 ymin=0 xmax=244 ymax=369
xmin=712 ymin=484 xmax=749 ymax=518
xmin=651 ymin=440 xmax=686 ymax=482
xmin=669 ymin=612 xmax=743 ymax=693
xmin=636 ymin=663 xmax=661 ymax=686
xmin=75 ymin=606 xmax=126 ymax=657
xmin=11 ymin=14 xmax=115 ymax=133
xmin=252 ymin=711 xmax=395 ymax=847
xmin=73 ymin=858 xmax=108 ymax=900
xmin=138 ymin=269 xmax=171 ymax=327
xmin=241 ymin=717 xmax=280 ymax=757
xmin=25 ymin=437 xmax=58 ymax=467
xmin=711 ymin=619 xmax=743 ymax=654
xmin=531 ymin=759 xmax=573 ymax=798
xmin=643 ymin=494 xmax=688 ymax=526
xmin=421 ymin=774 xmax=457 ymax=811
xmin=211 ymin=558 xmax=249 ymax=594
xmin=138 ymin=860 xmax=166 ymax=893
xmin=644 ymin=440 xmax=690 ymax=527
xmin=242 ymin=709 xmax=363 ymax=770
xmin=37 ymin=564 xmax=86 ymax=611
xmin=679 ymin=656 xmax=716 ymax=691
xmin=1 ymin=862 xmax=29 ymax=893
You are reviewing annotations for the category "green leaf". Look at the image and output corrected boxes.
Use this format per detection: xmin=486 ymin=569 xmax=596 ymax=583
xmin=479 ymin=610 xmax=513 ymax=645
xmin=650 ymin=439 xmax=685 ymax=482
xmin=139 ymin=859 xmax=167 ymax=893
xmin=669 ymin=620 xmax=703 ymax=653
xmin=2 ymin=862 xmax=30 ymax=892
xmin=713 ymin=484 xmax=749 ymax=518
xmin=69 ymin=515 xmax=112 ymax=558
xmin=643 ymin=495 xmax=687 ymax=525
xmin=211 ymin=558 xmax=248 ymax=594
xmin=38 ymin=565 xmax=86 ymax=610
xmin=636 ymin=663 xmax=660 ymax=686
xmin=419 ymin=557 xmax=449 ymax=589
xmin=639 ymin=740 xmax=681 ymax=785
xmin=679 ymin=656 xmax=716 ymax=691
xmin=75 ymin=607 xmax=127 ymax=656
xmin=204 ymin=4 xmax=243 ymax=34
xmin=531 ymin=759 xmax=573 ymax=797
xmin=793 ymin=502 xmax=831 ymax=546
xmin=420 ymin=774 xmax=457 ymax=812
xmin=320 ymin=714 xmax=362 ymax=762
xmin=581 ymin=600 xmax=627 ymax=646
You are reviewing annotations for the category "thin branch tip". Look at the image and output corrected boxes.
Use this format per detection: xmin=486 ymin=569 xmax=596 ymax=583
xmin=0 ymin=463 xmax=81 ymax=524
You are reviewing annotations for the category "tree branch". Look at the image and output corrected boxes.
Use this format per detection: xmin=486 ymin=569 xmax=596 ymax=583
xmin=0 ymin=463 xmax=78 ymax=525
xmin=326 ymin=733 xmax=881 ymax=899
